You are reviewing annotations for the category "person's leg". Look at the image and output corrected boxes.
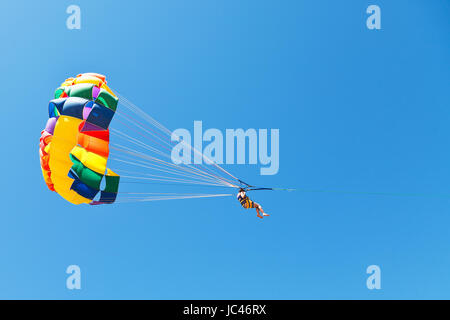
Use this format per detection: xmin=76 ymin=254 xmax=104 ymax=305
xmin=253 ymin=202 xmax=263 ymax=218
xmin=257 ymin=203 xmax=269 ymax=216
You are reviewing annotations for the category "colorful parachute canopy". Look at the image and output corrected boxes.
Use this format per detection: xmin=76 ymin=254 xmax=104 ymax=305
xmin=39 ymin=73 xmax=120 ymax=205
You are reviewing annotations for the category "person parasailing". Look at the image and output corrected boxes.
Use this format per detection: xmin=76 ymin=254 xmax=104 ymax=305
xmin=237 ymin=188 xmax=269 ymax=219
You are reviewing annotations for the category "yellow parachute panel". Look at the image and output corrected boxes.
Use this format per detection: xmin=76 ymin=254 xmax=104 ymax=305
xmin=48 ymin=116 xmax=91 ymax=204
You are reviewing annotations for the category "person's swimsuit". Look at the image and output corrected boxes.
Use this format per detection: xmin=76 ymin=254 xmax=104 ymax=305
xmin=237 ymin=193 xmax=256 ymax=209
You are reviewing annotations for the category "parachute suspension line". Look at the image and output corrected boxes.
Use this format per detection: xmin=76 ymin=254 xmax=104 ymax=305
xmin=114 ymin=193 xmax=232 ymax=204
xmin=110 ymin=129 xmax=170 ymax=160
xmin=120 ymin=181 xmax=238 ymax=189
xmin=244 ymin=187 xmax=296 ymax=192
xmin=110 ymin=145 xmax=235 ymax=187
xmin=111 ymin=156 xmax=224 ymax=185
xmin=118 ymin=94 xmax=172 ymax=136
xmin=120 ymin=175 xmax=228 ymax=187
xmin=113 ymin=115 xmax=174 ymax=153
xmin=116 ymin=103 xmax=237 ymax=184
xmin=111 ymin=143 xmax=171 ymax=162
xmin=112 ymin=160 xmax=225 ymax=186
xmin=112 ymin=159 xmax=230 ymax=187
xmin=117 ymin=108 xmax=170 ymax=143
xmin=108 ymin=151 xmax=226 ymax=188
xmin=235 ymin=179 xmax=296 ymax=192
xmin=176 ymin=138 xmax=240 ymax=184
xmin=115 ymin=103 xmax=171 ymax=142
xmin=111 ymin=159 xmax=231 ymax=187
xmin=109 ymin=144 xmax=237 ymax=187
xmin=120 ymin=192 xmax=227 ymax=195
xmin=116 ymin=192 xmax=233 ymax=201
xmin=114 ymin=92 xmax=241 ymax=188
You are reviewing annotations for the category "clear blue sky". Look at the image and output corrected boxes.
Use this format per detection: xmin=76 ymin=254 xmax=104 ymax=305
xmin=1 ymin=0 xmax=449 ymax=299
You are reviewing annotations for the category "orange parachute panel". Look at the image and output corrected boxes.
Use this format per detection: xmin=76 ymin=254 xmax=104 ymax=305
xmin=39 ymin=130 xmax=55 ymax=191
xmin=77 ymin=121 xmax=110 ymax=158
